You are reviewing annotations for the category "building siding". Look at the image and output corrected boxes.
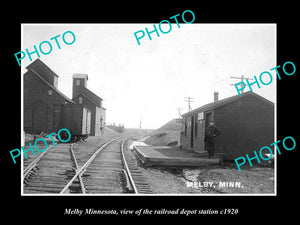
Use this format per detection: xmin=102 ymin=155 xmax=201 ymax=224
xmin=94 ymin=106 xmax=106 ymax=136
xmin=73 ymin=95 xmax=106 ymax=136
xmin=180 ymin=93 xmax=274 ymax=160
xmin=99 ymin=107 xmax=106 ymax=135
xmin=73 ymin=95 xmax=96 ymax=136
xmin=213 ymin=94 xmax=274 ymax=159
xmin=72 ymin=74 xmax=105 ymax=136
xmin=26 ymin=59 xmax=59 ymax=88
xmin=24 ymin=60 xmax=106 ymax=137
xmin=24 ymin=71 xmax=66 ymax=134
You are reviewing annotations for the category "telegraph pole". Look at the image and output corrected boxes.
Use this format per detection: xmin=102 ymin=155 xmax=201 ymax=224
xmin=184 ymin=97 xmax=194 ymax=112
xmin=230 ymin=75 xmax=254 ymax=94
xmin=176 ymin=108 xmax=182 ymax=118
xmin=139 ymin=117 xmax=142 ymax=129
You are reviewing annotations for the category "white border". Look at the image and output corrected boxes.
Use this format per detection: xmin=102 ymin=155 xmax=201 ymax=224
xmin=21 ymin=23 xmax=277 ymax=196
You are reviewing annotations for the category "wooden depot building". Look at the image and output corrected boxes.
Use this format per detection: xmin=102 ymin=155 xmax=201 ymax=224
xmin=180 ymin=91 xmax=274 ymax=160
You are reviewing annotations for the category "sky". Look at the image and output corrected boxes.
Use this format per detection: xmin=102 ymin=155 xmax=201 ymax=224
xmin=21 ymin=23 xmax=276 ymax=129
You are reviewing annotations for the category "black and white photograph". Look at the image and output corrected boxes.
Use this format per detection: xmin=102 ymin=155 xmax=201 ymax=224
xmin=3 ymin=4 xmax=298 ymax=220
xmin=21 ymin=23 xmax=276 ymax=195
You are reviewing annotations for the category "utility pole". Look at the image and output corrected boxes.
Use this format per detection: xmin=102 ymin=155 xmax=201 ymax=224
xmin=176 ymin=108 xmax=182 ymax=118
xmin=230 ymin=75 xmax=254 ymax=94
xmin=139 ymin=117 xmax=142 ymax=129
xmin=184 ymin=97 xmax=194 ymax=112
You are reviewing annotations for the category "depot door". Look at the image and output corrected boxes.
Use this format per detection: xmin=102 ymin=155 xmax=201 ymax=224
xmin=190 ymin=116 xmax=194 ymax=148
xmin=204 ymin=112 xmax=212 ymax=149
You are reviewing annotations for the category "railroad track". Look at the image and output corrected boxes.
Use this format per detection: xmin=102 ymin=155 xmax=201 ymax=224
xmin=121 ymin=138 xmax=153 ymax=194
xmin=23 ymin=144 xmax=75 ymax=194
xmin=23 ymin=136 xmax=153 ymax=194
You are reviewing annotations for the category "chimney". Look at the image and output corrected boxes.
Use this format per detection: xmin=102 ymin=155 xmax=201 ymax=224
xmin=214 ymin=91 xmax=219 ymax=102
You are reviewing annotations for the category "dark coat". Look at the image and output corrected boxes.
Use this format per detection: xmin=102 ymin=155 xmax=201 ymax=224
xmin=204 ymin=125 xmax=221 ymax=143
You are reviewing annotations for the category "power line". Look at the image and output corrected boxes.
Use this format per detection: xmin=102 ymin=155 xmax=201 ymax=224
xmin=230 ymin=75 xmax=254 ymax=94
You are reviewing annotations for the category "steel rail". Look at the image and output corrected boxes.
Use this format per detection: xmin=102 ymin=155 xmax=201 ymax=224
xmin=59 ymin=136 xmax=122 ymax=194
xmin=23 ymin=145 xmax=54 ymax=180
xmin=120 ymin=138 xmax=139 ymax=194
xmin=69 ymin=144 xmax=86 ymax=194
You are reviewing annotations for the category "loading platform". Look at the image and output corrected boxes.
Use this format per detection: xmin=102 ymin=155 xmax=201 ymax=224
xmin=133 ymin=146 xmax=223 ymax=167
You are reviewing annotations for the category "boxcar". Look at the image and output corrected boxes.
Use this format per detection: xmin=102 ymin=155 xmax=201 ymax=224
xmin=59 ymin=104 xmax=91 ymax=141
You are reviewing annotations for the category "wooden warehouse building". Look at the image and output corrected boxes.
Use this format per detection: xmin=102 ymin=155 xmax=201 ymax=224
xmin=24 ymin=59 xmax=76 ymax=134
xmin=72 ymin=73 xmax=106 ymax=136
xmin=24 ymin=59 xmax=106 ymax=136
xmin=180 ymin=91 xmax=274 ymax=160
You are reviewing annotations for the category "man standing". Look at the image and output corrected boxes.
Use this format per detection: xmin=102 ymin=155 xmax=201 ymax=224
xmin=204 ymin=121 xmax=221 ymax=158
